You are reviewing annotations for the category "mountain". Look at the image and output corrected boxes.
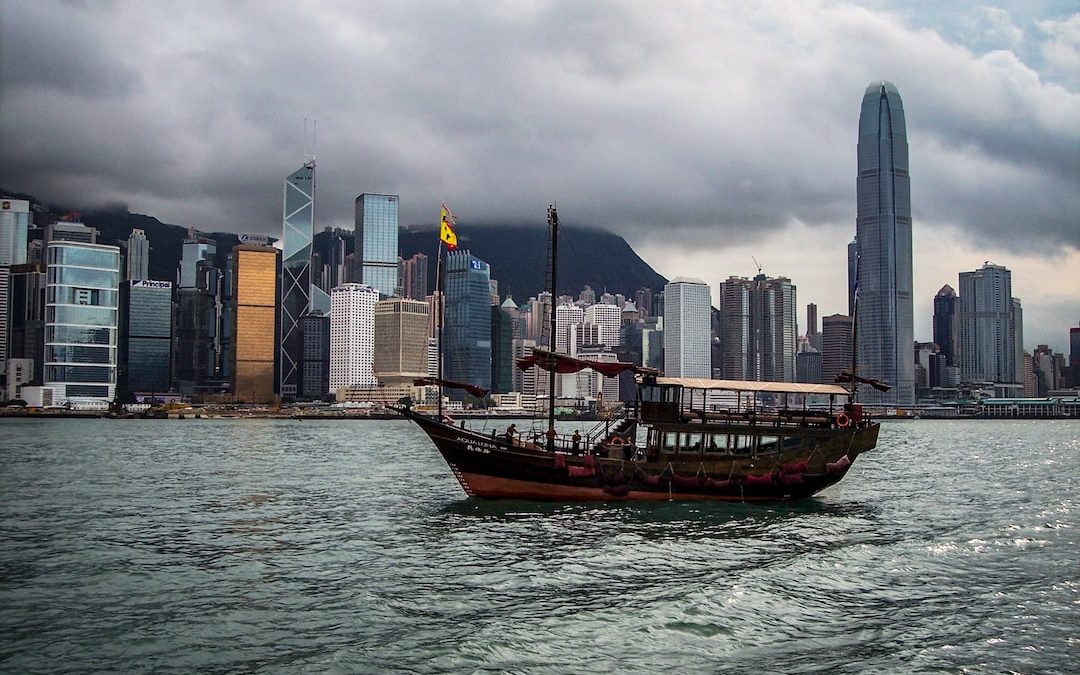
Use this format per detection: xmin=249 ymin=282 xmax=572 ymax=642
xmin=397 ymin=223 xmax=667 ymax=303
xmin=6 ymin=189 xmax=668 ymax=300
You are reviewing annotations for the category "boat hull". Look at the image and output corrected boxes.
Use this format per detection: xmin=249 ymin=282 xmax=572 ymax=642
xmin=403 ymin=410 xmax=879 ymax=502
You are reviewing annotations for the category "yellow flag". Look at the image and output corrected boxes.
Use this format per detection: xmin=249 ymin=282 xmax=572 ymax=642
xmin=440 ymin=204 xmax=457 ymax=249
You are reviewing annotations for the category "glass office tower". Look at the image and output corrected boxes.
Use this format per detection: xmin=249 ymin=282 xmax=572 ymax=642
xmin=122 ymin=280 xmax=172 ymax=393
xmin=354 ymin=193 xmax=399 ymax=297
xmin=855 ymin=81 xmax=914 ymax=406
xmin=45 ymin=240 xmax=121 ymax=405
xmin=445 ymin=250 xmax=492 ymax=396
xmin=280 ymin=160 xmax=315 ymax=398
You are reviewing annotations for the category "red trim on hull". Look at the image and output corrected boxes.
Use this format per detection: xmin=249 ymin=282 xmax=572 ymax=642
xmin=459 ymin=472 xmax=787 ymax=502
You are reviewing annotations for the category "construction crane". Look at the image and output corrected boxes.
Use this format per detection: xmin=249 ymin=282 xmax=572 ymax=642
xmin=752 ymin=256 xmax=763 ymax=276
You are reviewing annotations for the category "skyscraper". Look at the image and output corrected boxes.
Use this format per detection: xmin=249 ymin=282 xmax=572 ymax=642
xmin=398 ymin=252 xmax=428 ymax=301
xmin=444 ymin=250 xmax=492 ymax=395
xmin=126 ymin=229 xmax=150 ymax=281
xmin=958 ymin=262 xmax=1020 ymax=385
xmin=7 ymin=262 xmax=46 ymax=386
xmin=44 ymin=238 xmax=121 ymax=405
xmin=300 ymin=311 xmax=330 ymax=400
xmin=663 ymin=278 xmax=711 ymax=378
xmin=821 ymin=314 xmax=854 ymax=386
xmin=231 ymin=244 xmax=278 ymax=403
xmin=280 ymin=159 xmax=316 ymax=398
xmin=585 ymin=303 xmax=622 ymax=347
xmin=374 ymin=297 xmax=429 ymax=386
xmin=354 ymin=193 xmax=399 ymax=297
xmin=716 ymin=274 xmax=797 ymax=382
xmin=1070 ymin=324 xmax=1080 ymax=388
xmin=855 ymin=80 xmax=914 ymax=405
xmin=120 ymin=280 xmax=172 ymax=393
xmin=933 ymin=285 xmax=958 ymax=366
xmin=555 ymin=303 xmax=584 ymax=354
xmin=0 ymin=198 xmax=30 ymax=376
xmin=330 ymin=283 xmax=378 ymax=392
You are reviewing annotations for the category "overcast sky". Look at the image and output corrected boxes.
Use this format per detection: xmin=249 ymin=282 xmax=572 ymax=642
xmin=1 ymin=1 xmax=1077 ymax=350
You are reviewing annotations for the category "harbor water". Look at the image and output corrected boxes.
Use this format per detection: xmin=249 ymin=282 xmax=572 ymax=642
xmin=1 ymin=418 xmax=1077 ymax=673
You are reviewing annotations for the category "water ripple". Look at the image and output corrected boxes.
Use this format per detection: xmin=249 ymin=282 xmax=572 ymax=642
xmin=1 ymin=418 xmax=1078 ymax=673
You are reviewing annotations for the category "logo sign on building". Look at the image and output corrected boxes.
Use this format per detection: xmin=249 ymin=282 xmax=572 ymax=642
xmin=132 ymin=280 xmax=173 ymax=289
xmin=2 ymin=201 xmax=9 ymax=210
xmin=239 ymin=233 xmax=269 ymax=246
xmin=470 ymin=260 xmax=482 ymax=270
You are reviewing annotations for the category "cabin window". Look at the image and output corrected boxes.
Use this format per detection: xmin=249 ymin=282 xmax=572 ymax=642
xmin=758 ymin=436 xmax=779 ymax=452
xmin=663 ymin=432 xmax=678 ymax=450
xmin=706 ymin=434 xmax=727 ymax=451
xmin=680 ymin=432 xmax=704 ymax=452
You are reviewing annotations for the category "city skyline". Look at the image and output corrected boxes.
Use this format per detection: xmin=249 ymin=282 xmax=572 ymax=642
xmin=0 ymin=2 xmax=1076 ymax=351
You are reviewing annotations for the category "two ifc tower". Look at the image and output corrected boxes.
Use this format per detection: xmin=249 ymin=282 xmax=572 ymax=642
xmin=276 ymin=84 xmax=916 ymax=405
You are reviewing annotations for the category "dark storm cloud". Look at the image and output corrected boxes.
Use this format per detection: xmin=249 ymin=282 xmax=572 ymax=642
xmin=1 ymin=1 xmax=1077 ymax=253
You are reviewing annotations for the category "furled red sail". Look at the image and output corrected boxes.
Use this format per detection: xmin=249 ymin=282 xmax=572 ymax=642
xmin=515 ymin=349 xmax=646 ymax=378
xmin=412 ymin=377 xmax=488 ymax=399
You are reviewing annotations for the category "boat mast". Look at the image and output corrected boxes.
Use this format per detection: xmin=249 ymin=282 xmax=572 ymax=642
xmin=546 ymin=205 xmax=559 ymax=450
xmin=435 ymin=239 xmax=445 ymax=418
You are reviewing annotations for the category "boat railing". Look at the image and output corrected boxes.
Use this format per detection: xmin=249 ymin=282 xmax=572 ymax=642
xmin=685 ymin=406 xmax=859 ymax=430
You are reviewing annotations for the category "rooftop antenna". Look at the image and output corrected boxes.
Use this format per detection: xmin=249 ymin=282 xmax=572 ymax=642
xmin=302 ymin=118 xmax=317 ymax=167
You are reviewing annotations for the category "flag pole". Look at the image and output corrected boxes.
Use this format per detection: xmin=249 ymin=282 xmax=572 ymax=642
xmin=435 ymin=237 xmax=444 ymax=419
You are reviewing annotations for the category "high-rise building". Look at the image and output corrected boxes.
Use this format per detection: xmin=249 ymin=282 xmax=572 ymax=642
xmin=398 ymin=252 xmax=428 ymax=301
xmin=821 ymin=314 xmax=853 ymax=386
xmin=716 ymin=274 xmax=797 ymax=382
xmin=330 ymin=283 xmax=378 ymax=392
xmin=579 ymin=285 xmax=597 ymax=306
xmin=174 ymin=258 xmax=223 ymax=392
xmin=555 ymin=303 xmax=584 ymax=354
xmin=125 ymin=229 xmax=150 ymax=281
xmin=7 ymin=262 xmax=46 ymax=385
xmin=635 ymin=288 xmax=653 ymax=320
xmin=663 ymin=278 xmax=711 ymax=378
xmin=230 ymin=244 xmax=278 ymax=403
xmin=796 ymin=349 xmax=822 ymax=384
xmin=120 ymin=280 xmax=172 ymax=394
xmin=933 ymin=284 xmax=958 ymax=366
xmin=44 ymin=239 xmax=120 ymax=405
xmin=312 ymin=228 xmax=348 ymax=298
xmin=354 ymin=193 xmax=399 ymax=297
xmin=642 ymin=316 xmax=663 ymax=371
xmin=280 ymin=160 xmax=316 ymax=399
xmin=46 ymin=221 xmax=97 ymax=244
xmin=490 ymin=303 xmax=514 ymax=394
xmin=1070 ymin=324 xmax=1080 ymax=387
xmin=847 ymin=238 xmax=858 ymax=317
xmin=958 ymin=262 xmax=1020 ymax=385
xmin=1 ymin=200 xmax=30 ymax=364
xmin=444 ymin=251 xmax=492 ymax=395
xmin=374 ymin=297 xmax=429 ymax=386
xmin=584 ymin=302 xmax=622 ymax=347
xmin=806 ymin=303 xmax=818 ymax=337
xmin=300 ymin=311 xmax=330 ymax=400
xmin=178 ymin=230 xmax=216 ymax=289
xmin=855 ymin=80 xmax=914 ymax=406
xmin=0 ymin=198 xmax=30 ymax=266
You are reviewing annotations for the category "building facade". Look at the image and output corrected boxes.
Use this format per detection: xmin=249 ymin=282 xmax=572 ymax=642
xmin=330 ymin=283 xmax=378 ymax=392
xmin=7 ymin=262 xmax=46 ymax=385
xmin=855 ymin=81 xmax=915 ymax=406
xmin=126 ymin=229 xmax=150 ymax=281
xmin=933 ymin=284 xmax=958 ymax=366
xmin=44 ymin=239 xmax=121 ymax=405
xmin=444 ymin=251 xmax=492 ymax=395
xmin=398 ymin=252 xmax=428 ymax=301
xmin=716 ymin=273 xmax=797 ymax=382
xmin=663 ymin=277 xmax=711 ymax=378
xmin=374 ymin=297 xmax=429 ymax=386
xmin=821 ymin=314 xmax=853 ymax=387
xmin=354 ymin=193 xmax=399 ymax=297
xmin=300 ymin=311 xmax=330 ymax=400
xmin=280 ymin=160 xmax=316 ymax=399
xmin=584 ymin=303 xmax=622 ymax=347
xmin=231 ymin=245 xmax=278 ymax=403
xmin=121 ymin=280 xmax=172 ymax=393
xmin=958 ymin=262 xmax=1020 ymax=385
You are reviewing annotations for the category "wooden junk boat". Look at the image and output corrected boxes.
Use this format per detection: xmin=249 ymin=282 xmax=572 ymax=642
xmin=398 ymin=205 xmax=882 ymax=502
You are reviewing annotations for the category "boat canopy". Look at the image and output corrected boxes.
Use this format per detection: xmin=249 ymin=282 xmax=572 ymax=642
xmin=652 ymin=377 xmax=851 ymax=397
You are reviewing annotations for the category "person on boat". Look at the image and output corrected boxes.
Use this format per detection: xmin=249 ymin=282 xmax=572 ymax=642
xmin=572 ymin=430 xmax=582 ymax=454
xmin=505 ymin=423 xmax=517 ymax=444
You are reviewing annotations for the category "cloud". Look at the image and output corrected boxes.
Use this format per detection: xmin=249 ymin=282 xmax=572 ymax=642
xmin=0 ymin=0 xmax=1077 ymax=258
